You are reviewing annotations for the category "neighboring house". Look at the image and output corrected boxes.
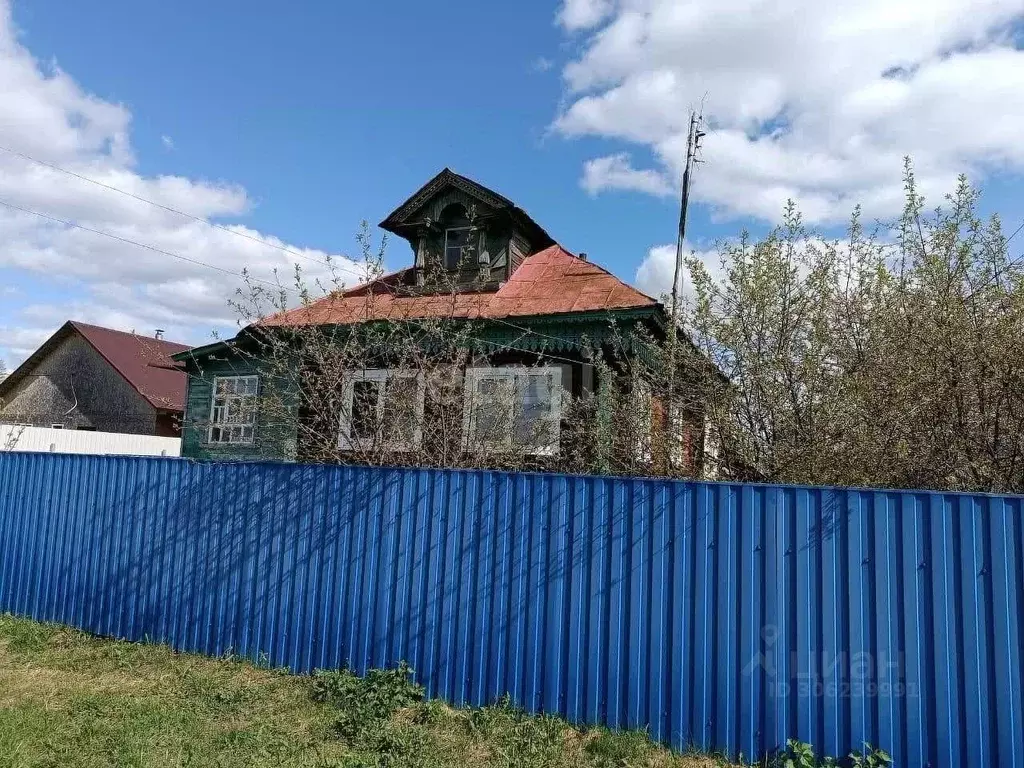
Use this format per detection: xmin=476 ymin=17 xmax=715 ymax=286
xmin=0 ymin=321 xmax=190 ymax=436
xmin=174 ymin=169 xmax=711 ymax=470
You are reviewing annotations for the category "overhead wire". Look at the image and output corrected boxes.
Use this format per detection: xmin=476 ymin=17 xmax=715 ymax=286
xmin=0 ymin=145 xmax=623 ymax=353
xmin=1005 ymin=219 xmax=1024 ymax=245
xmin=0 ymin=196 xmax=586 ymax=367
xmin=0 ymin=145 xmax=633 ymax=357
xmin=0 ymin=197 xmax=294 ymax=293
xmin=0 ymin=143 xmax=368 ymax=280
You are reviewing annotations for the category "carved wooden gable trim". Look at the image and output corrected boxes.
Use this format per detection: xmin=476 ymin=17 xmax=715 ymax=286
xmin=410 ymin=188 xmax=494 ymax=225
xmin=381 ymin=169 xmax=513 ymax=229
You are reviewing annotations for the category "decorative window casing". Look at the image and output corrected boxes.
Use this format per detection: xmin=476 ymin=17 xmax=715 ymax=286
xmin=208 ymin=375 xmax=259 ymax=445
xmin=438 ymin=202 xmax=479 ymax=271
xmin=463 ymin=366 xmax=562 ymax=456
xmin=338 ymin=369 xmax=425 ymax=452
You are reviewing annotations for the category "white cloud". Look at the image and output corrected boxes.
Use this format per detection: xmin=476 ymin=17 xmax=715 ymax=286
xmin=582 ymin=153 xmax=671 ymax=196
xmin=634 ymin=242 xmax=723 ymax=305
xmin=0 ymin=0 xmax=368 ymax=369
xmin=557 ymin=0 xmax=615 ymax=32
xmin=553 ymin=0 xmax=1024 ymax=224
xmin=0 ymin=324 xmax=49 ymax=367
xmin=160 ymin=135 xmax=174 ymax=150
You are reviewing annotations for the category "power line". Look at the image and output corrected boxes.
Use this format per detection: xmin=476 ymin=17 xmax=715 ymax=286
xmin=0 ymin=196 xmax=585 ymax=365
xmin=0 ymin=145 xmax=642 ymax=363
xmin=0 ymin=143 xmax=368 ymax=280
xmin=0 ymin=197 xmax=296 ymax=294
xmin=1006 ymin=219 xmax=1024 ymax=244
xmin=1 ymin=157 xmax=618 ymax=369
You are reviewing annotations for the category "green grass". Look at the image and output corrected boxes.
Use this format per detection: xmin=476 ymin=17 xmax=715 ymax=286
xmin=0 ymin=614 xmax=735 ymax=768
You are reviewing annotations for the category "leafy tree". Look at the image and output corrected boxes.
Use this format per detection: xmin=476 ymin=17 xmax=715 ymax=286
xmin=687 ymin=160 xmax=1024 ymax=492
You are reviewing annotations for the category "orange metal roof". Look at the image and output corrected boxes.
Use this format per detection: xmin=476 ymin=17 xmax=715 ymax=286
xmin=262 ymin=245 xmax=658 ymax=327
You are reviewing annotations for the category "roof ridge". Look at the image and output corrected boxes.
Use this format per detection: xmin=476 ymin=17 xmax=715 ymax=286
xmin=1 ymin=320 xmax=188 ymax=412
xmin=69 ymin=320 xmax=191 ymax=349
xmin=70 ymin=322 xmax=189 ymax=410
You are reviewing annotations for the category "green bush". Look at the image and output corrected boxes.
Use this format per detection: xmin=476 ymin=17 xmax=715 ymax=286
xmin=311 ymin=662 xmax=424 ymax=742
xmin=776 ymin=740 xmax=892 ymax=768
xmin=413 ymin=698 xmax=450 ymax=727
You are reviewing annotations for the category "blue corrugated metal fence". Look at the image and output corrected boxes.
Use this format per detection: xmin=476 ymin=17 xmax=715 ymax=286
xmin=0 ymin=452 xmax=1021 ymax=766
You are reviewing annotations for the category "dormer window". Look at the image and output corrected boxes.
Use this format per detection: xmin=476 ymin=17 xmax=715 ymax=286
xmin=444 ymin=226 xmax=475 ymax=270
xmin=440 ymin=203 xmax=477 ymax=270
xmin=379 ymin=168 xmax=556 ymax=285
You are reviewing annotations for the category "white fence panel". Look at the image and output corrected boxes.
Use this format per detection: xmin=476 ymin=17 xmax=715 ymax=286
xmin=0 ymin=425 xmax=180 ymax=457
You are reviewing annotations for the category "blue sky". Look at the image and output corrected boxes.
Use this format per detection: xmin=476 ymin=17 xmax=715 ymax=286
xmin=13 ymin=0 xmax=709 ymax=268
xmin=1 ymin=0 xmax=1023 ymax=367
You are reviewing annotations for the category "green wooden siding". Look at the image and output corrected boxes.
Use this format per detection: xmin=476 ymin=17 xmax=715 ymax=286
xmin=178 ymin=311 xmax=660 ymax=462
xmin=181 ymin=357 xmax=297 ymax=462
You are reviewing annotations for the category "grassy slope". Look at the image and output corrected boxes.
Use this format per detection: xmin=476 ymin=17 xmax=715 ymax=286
xmin=0 ymin=615 xmax=733 ymax=768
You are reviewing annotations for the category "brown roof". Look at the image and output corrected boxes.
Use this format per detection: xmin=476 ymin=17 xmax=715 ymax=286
xmin=0 ymin=321 xmax=191 ymax=412
xmin=263 ymin=245 xmax=658 ymax=327
xmin=71 ymin=322 xmax=190 ymax=411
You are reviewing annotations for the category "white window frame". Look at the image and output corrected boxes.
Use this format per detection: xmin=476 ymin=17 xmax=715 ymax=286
xmin=703 ymin=422 xmax=722 ymax=480
xmin=668 ymin=402 xmax=689 ymax=470
xmin=208 ymin=375 xmax=259 ymax=445
xmin=462 ymin=366 xmax=563 ymax=457
xmin=633 ymin=378 xmax=653 ymax=464
xmin=338 ymin=369 xmax=425 ymax=452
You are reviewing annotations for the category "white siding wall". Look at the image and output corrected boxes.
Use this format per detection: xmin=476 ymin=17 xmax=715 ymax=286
xmin=0 ymin=425 xmax=180 ymax=457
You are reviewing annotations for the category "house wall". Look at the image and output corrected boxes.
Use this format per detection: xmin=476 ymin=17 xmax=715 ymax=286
xmin=182 ymin=357 xmax=712 ymax=478
xmin=509 ymin=233 xmax=532 ymax=274
xmin=155 ymin=412 xmax=180 ymax=438
xmin=180 ymin=350 xmax=588 ymax=465
xmin=177 ymin=314 xmax=690 ymax=473
xmin=181 ymin=356 xmax=297 ymax=462
xmin=0 ymin=334 xmax=158 ymax=434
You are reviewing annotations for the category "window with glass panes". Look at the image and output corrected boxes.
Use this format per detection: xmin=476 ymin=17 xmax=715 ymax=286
xmin=338 ymin=370 xmax=424 ymax=451
xmin=208 ymin=375 xmax=258 ymax=444
xmin=444 ymin=227 xmax=476 ymax=270
xmin=463 ymin=367 xmax=562 ymax=455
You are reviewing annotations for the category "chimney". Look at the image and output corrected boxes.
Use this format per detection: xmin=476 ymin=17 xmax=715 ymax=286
xmin=154 ymin=329 xmax=165 ymax=340
xmin=578 ymin=252 xmax=588 ymax=261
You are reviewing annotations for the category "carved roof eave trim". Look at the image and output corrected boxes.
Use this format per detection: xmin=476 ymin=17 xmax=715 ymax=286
xmin=379 ymin=169 xmax=515 ymax=231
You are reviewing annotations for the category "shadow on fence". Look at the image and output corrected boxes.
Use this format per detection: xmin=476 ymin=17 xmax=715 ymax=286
xmin=0 ymin=451 xmax=1021 ymax=768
